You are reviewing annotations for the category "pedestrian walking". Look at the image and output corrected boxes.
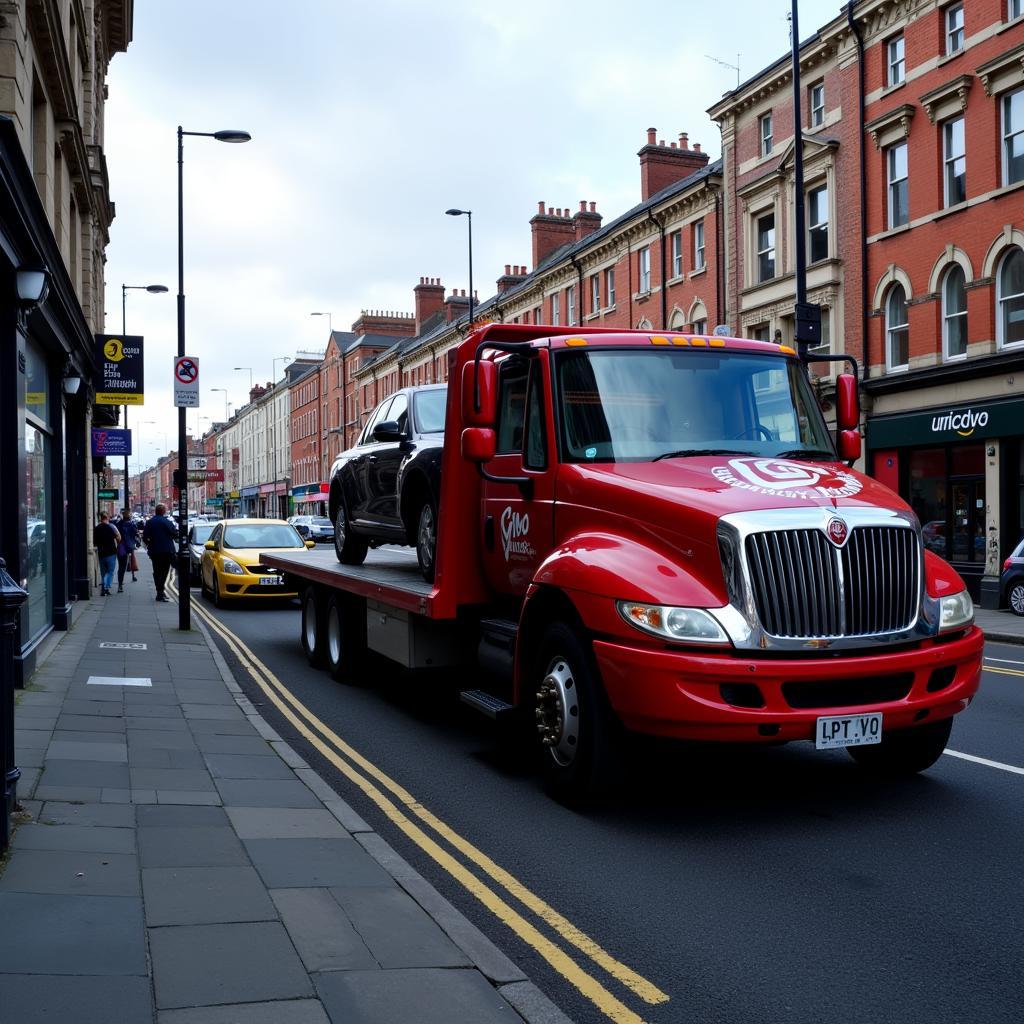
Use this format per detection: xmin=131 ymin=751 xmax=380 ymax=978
xmin=114 ymin=508 xmax=140 ymax=591
xmin=142 ymin=503 xmax=178 ymax=602
xmin=93 ymin=512 xmax=121 ymax=596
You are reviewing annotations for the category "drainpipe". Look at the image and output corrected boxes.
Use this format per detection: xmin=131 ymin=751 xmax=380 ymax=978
xmin=647 ymin=208 xmax=668 ymax=329
xmin=715 ymin=186 xmax=724 ymax=327
xmin=848 ymin=2 xmax=869 ymax=380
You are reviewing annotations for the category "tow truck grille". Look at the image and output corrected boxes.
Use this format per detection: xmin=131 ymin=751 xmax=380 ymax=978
xmin=744 ymin=526 xmax=920 ymax=638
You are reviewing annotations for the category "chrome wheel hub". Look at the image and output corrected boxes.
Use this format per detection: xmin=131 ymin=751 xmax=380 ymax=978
xmin=304 ymin=597 xmax=317 ymax=651
xmin=536 ymin=656 xmax=580 ymax=767
xmin=1011 ymin=585 xmax=1024 ymax=616
xmin=418 ymin=506 xmax=435 ymax=562
xmin=327 ymin=606 xmax=341 ymax=665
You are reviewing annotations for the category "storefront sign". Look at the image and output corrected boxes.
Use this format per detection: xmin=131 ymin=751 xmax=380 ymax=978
xmin=187 ymin=468 xmax=225 ymax=483
xmin=97 ymin=488 xmax=119 ymax=500
xmin=205 ymin=497 xmax=224 ymax=508
xmin=91 ymin=429 xmax=132 ymax=456
xmin=868 ymin=396 xmax=1024 ymax=448
xmin=95 ymin=334 xmax=144 ymax=405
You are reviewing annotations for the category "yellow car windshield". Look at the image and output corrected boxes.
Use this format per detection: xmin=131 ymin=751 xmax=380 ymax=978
xmin=222 ymin=525 xmax=304 ymax=549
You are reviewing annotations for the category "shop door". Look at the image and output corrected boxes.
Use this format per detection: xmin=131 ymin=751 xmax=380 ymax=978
xmin=949 ymin=476 xmax=985 ymax=598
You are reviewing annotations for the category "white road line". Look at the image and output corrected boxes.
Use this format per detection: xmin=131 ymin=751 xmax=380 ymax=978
xmin=944 ymin=749 xmax=1024 ymax=776
xmin=984 ymin=657 xmax=1024 ymax=666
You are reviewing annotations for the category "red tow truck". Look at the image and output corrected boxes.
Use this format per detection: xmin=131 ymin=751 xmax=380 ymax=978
xmin=262 ymin=325 xmax=983 ymax=799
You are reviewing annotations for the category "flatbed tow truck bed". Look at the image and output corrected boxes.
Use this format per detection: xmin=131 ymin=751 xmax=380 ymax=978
xmin=261 ymin=547 xmax=440 ymax=617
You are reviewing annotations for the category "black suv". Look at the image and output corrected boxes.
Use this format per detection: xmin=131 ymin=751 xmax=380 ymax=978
xmin=328 ymin=385 xmax=446 ymax=580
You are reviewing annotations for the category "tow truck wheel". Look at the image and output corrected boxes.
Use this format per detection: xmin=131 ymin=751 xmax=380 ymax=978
xmin=301 ymin=588 xmax=326 ymax=668
xmin=325 ymin=593 xmax=366 ymax=683
xmin=334 ymin=503 xmax=368 ymax=566
xmin=535 ymin=622 xmax=619 ymax=803
xmin=415 ymin=499 xmax=437 ymax=583
xmin=846 ymin=717 xmax=953 ymax=776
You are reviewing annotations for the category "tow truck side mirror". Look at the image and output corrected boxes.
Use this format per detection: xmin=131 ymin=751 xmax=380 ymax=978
xmin=462 ymin=360 xmax=497 ymax=426
xmin=204 ymin=540 xmax=215 ymax=550
xmin=838 ymin=430 xmax=861 ymax=461
xmin=836 ymin=373 xmax=859 ymax=431
xmin=462 ymin=427 xmax=496 ymax=463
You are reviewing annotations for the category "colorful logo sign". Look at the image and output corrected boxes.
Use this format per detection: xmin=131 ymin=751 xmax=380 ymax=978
xmin=931 ymin=407 xmax=989 ymax=437
xmin=94 ymin=334 xmax=144 ymax=405
xmin=90 ymin=428 xmax=132 ymax=457
xmin=711 ymin=458 xmax=863 ymax=500
xmin=825 ymin=517 xmax=849 ymax=546
xmin=500 ymin=506 xmax=536 ymax=561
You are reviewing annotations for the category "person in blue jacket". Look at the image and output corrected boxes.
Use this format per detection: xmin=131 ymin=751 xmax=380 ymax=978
xmin=142 ymin=503 xmax=178 ymax=602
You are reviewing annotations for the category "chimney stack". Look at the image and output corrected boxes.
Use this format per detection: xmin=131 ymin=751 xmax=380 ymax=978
xmin=444 ymin=289 xmax=472 ymax=323
xmin=350 ymin=309 xmax=416 ymax=339
xmin=573 ymin=199 xmax=602 ymax=242
xmin=530 ymin=201 xmax=576 ymax=269
xmin=413 ymin=277 xmax=446 ymax=334
xmin=496 ymin=264 xmax=528 ymax=294
xmin=638 ymin=127 xmax=710 ymax=201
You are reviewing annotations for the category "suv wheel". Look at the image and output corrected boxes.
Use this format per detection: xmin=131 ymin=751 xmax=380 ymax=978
xmin=416 ymin=498 xmax=437 ymax=582
xmin=1009 ymin=581 xmax=1024 ymax=617
xmin=333 ymin=502 xmax=368 ymax=565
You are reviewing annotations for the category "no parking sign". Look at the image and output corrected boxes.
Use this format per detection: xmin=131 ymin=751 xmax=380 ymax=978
xmin=173 ymin=355 xmax=199 ymax=408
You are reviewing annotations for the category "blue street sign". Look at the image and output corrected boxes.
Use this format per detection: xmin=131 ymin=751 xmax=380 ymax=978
xmin=91 ymin=428 xmax=132 ymax=457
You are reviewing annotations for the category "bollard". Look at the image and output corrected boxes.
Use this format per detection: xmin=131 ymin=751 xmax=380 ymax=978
xmin=0 ymin=557 xmax=28 ymax=852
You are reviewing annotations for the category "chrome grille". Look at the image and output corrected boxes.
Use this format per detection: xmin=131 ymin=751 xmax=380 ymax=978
xmin=745 ymin=526 xmax=920 ymax=638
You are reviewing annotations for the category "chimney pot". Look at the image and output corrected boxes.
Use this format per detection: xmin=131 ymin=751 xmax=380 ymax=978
xmin=537 ymin=200 xmax=545 ymax=214
xmin=647 ymin=127 xmax=657 ymax=144
xmin=579 ymin=200 xmax=586 ymax=212
xmin=659 ymin=139 xmax=665 ymax=147
xmin=548 ymin=206 xmax=554 ymax=216
xmin=505 ymin=264 xmax=511 ymax=275
xmin=590 ymin=202 xmax=596 ymax=213
xmin=693 ymin=142 xmax=701 ymax=153
xmin=670 ymin=142 xmax=677 ymax=149
xmin=680 ymin=132 xmax=689 ymax=148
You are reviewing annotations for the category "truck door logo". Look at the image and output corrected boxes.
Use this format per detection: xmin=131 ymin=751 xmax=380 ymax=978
xmin=500 ymin=506 xmax=536 ymax=561
xmin=711 ymin=458 xmax=862 ymax=499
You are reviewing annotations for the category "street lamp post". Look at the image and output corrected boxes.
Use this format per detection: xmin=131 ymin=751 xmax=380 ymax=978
xmin=234 ymin=366 xmax=253 ymax=394
xmin=121 ymin=284 xmax=168 ymax=515
xmin=310 ymin=311 xmax=332 ymax=335
xmin=210 ymin=388 xmax=229 ymax=423
xmin=177 ymin=125 xmax=250 ymax=630
xmin=445 ymin=208 xmax=474 ymax=327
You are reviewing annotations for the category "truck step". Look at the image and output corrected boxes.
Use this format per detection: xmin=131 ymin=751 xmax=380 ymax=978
xmin=460 ymin=689 xmax=516 ymax=721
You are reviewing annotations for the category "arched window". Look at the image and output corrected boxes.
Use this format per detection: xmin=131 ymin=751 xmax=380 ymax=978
xmin=942 ymin=265 xmax=967 ymax=360
xmin=886 ymin=285 xmax=909 ymax=370
xmin=669 ymin=309 xmax=686 ymax=331
xmin=997 ymin=247 xmax=1024 ymax=349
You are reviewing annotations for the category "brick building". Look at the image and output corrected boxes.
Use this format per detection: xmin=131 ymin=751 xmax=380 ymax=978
xmin=288 ymin=358 xmax=324 ymax=513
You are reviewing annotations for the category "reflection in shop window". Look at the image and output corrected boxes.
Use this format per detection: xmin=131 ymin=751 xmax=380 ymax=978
xmin=24 ymin=422 xmax=51 ymax=642
xmin=997 ymin=247 xmax=1024 ymax=348
xmin=909 ymin=448 xmax=947 ymax=559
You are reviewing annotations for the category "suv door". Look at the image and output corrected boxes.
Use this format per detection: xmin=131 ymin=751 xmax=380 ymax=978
xmin=348 ymin=397 xmax=393 ymax=525
xmin=366 ymin=391 xmax=409 ymax=529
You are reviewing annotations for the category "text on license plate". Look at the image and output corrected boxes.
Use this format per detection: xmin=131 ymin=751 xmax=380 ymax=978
xmin=815 ymin=712 xmax=883 ymax=750
xmin=259 ymin=576 xmax=284 ymax=586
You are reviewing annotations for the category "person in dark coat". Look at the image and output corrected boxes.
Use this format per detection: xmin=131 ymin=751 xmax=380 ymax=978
xmin=93 ymin=512 xmax=121 ymax=596
xmin=142 ymin=503 xmax=178 ymax=602
xmin=114 ymin=508 xmax=140 ymax=591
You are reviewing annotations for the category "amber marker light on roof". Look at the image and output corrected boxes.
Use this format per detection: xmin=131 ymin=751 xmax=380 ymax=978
xmin=691 ymin=337 xmax=708 ymax=347
xmin=709 ymin=338 xmax=726 ymax=347
xmin=650 ymin=336 xmax=671 ymax=345
xmin=565 ymin=337 xmax=588 ymax=346
xmin=779 ymin=345 xmax=797 ymax=355
xmin=672 ymin=337 xmax=690 ymax=345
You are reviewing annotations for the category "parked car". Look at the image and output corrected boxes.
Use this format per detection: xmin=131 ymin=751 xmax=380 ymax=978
xmin=291 ymin=515 xmax=334 ymax=542
xmin=187 ymin=523 xmax=216 ymax=585
xmin=200 ymin=518 xmax=313 ymax=606
xmin=328 ymin=384 xmax=447 ymax=580
xmin=1002 ymin=536 xmax=1024 ymax=616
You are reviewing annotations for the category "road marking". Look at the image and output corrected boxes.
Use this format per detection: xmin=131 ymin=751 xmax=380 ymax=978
xmin=944 ymin=749 xmax=1024 ymax=776
xmin=983 ymin=665 xmax=1024 ymax=678
xmin=172 ymin=584 xmax=665 ymax=1024
xmin=985 ymin=657 xmax=1024 ymax=666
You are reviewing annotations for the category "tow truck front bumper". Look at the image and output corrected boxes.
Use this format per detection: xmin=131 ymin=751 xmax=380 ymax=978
xmin=593 ymin=625 xmax=984 ymax=742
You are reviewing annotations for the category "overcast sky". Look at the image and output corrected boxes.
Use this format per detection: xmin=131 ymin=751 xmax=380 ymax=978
xmin=104 ymin=0 xmax=845 ymax=473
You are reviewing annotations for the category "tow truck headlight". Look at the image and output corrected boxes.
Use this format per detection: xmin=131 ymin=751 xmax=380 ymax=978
xmin=938 ymin=590 xmax=973 ymax=632
xmin=220 ymin=558 xmax=246 ymax=575
xmin=617 ymin=602 xmax=729 ymax=644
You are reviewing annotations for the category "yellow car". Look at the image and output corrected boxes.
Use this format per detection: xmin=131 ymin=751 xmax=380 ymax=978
xmin=200 ymin=518 xmax=313 ymax=605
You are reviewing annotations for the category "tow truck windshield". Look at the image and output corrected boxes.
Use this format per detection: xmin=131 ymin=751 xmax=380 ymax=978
xmin=556 ymin=347 xmax=834 ymax=463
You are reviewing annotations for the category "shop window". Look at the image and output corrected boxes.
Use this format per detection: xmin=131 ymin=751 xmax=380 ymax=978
xmin=997 ymin=247 xmax=1024 ymax=348
xmin=943 ymin=117 xmax=966 ymax=206
xmin=909 ymin=449 xmax=948 ymax=558
xmin=1003 ymin=88 xmax=1024 ymax=185
xmin=886 ymin=285 xmax=909 ymax=370
xmin=808 ymin=184 xmax=829 ymax=262
xmin=942 ymin=265 xmax=968 ymax=359
xmin=24 ymin=342 xmax=52 ymax=644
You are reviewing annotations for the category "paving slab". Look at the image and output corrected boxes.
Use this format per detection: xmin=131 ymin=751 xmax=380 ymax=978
xmin=138 ymin=826 xmax=248 ymax=868
xmin=204 ymin=753 xmax=298 ymax=781
xmin=125 ymin=715 xmax=190 ymax=731
xmin=187 ymin=718 xmax=261 ymax=736
xmin=270 ymin=888 xmax=377 ymax=972
xmin=156 ymin=790 xmax=223 ymax=805
xmin=137 ymin=805 xmax=230 ymax=828
xmin=13 ymin=746 xmax=46 ymax=768
xmin=127 ymin=729 xmax=199 ymax=750
xmin=130 ymin=767 xmax=217 ymax=791
xmin=38 ymin=801 xmax=137 ymax=827
xmin=215 ymin=779 xmax=322 ymax=808
xmin=0 ymin=974 xmax=153 ymax=1023
xmin=157 ymin=999 xmax=330 ymax=1024
xmin=150 ymin=921 xmax=313 ymax=1009
xmin=143 ymin=866 xmax=277 ymax=926
xmin=193 ymin=733 xmax=275 ymax=756
xmin=181 ymin=704 xmax=246 ymax=720
xmin=0 ymin=893 xmax=146 ymax=975
xmin=313 ymin=967 xmax=517 ymax=1024
xmin=55 ymin=714 xmax=126 ymax=732
xmin=129 ymin=747 xmax=207 ymax=769
xmin=46 ymin=740 xmax=128 ymax=762
xmin=244 ymin=838 xmax=395 ymax=889
xmin=33 ymin=784 xmax=104 ymax=803
xmin=330 ymin=885 xmax=470 ymax=969
xmin=0 ymin=848 xmax=140 ymax=897
xmin=10 ymin=823 xmax=136 ymax=855
xmin=39 ymin=759 xmax=130 ymax=789
xmin=226 ymin=807 xmax=348 ymax=840
xmin=59 ymin=699 xmax=125 ymax=717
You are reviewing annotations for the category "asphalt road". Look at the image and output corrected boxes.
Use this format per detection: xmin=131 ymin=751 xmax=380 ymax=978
xmin=193 ymin=589 xmax=1024 ymax=1024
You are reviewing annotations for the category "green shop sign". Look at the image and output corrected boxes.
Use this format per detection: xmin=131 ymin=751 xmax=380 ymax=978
xmin=97 ymin=488 xmax=118 ymax=500
xmin=867 ymin=396 xmax=1024 ymax=448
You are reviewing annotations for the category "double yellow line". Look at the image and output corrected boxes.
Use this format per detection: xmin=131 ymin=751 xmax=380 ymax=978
xmin=169 ymin=582 xmax=669 ymax=1024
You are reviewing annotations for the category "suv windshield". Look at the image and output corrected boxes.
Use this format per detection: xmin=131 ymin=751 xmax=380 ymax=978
xmin=223 ymin=524 xmax=305 ymax=549
xmin=556 ymin=348 xmax=834 ymax=463
xmin=415 ymin=389 xmax=447 ymax=433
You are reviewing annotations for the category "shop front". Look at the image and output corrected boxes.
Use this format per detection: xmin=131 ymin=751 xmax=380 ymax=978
xmin=867 ymin=396 xmax=1024 ymax=608
xmin=240 ymin=486 xmax=259 ymax=517
xmin=291 ymin=483 xmax=329 ymax=517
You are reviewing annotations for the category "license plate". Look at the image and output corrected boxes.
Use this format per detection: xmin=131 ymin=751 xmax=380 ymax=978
xmin=815 ymin=712 xmax=883 ymax=750
xmin=259 ymin=576 xmax=283 ymax=586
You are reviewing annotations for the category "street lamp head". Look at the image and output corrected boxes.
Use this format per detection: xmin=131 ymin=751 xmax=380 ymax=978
xmin=145 ymin=284 xmax=169 ymax=293
xmin=445 ymin=208 xmax=469 ymax=217
xmin=213 ymin=130 xmax=251 ymax=144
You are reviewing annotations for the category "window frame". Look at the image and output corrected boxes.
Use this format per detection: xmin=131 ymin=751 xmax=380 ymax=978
xmin=495 ymin=360 xmax=530 ymax=455
xmin=941 ymin=264 xmax=968 ymax=361
xmin=590 ymin=273 xmax=600 ymax=314
xmin=810 ymin=82 xmax=825 ymax=127
xmin=887 ymin=34 xmax=905 ymax=86
xmin=760 ymin=113 xmax=773 ymax=156
xmin=885 ymin=284 xmax=910 ymax=371
xmin=943 ymin=116 xmax=966 ymax=207
xmin=807 ymin=183 xmax=829 ymax=263
xmin=605 ymin=267 xmax=616 ymax=307
xmin=694 ymin=220 xmax=706 ymax=270
xmin=638 ymin=245 xmax=651 ymax=293
xmin=945 ymin=4 xmax=964 ymax=55
xmin=670 ymin=230 xmax=683 ymax=278
xmin=887 ymin=141 xmax=909 ymax=228
xmin=1012 ymin=0 xmax=1023 ymax=21
xmin=756 ymin=212 xmax=776 ymax=283
xmin=567 ymin=283 xmax=577 ymax=326
xmin=996 ymin=247 xmax=1024 ymax=350
xmin=1002 ymin=87 xmax=1024 ymax=187
xmin=551 ymin=292 xmax=560 ymax=326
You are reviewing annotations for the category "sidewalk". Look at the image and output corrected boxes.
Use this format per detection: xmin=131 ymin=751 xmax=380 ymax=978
xmin=1 ymin=579 xmax=568 ymax=1023
xmin=975 ymin=607 xmax=1024 ymax=645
